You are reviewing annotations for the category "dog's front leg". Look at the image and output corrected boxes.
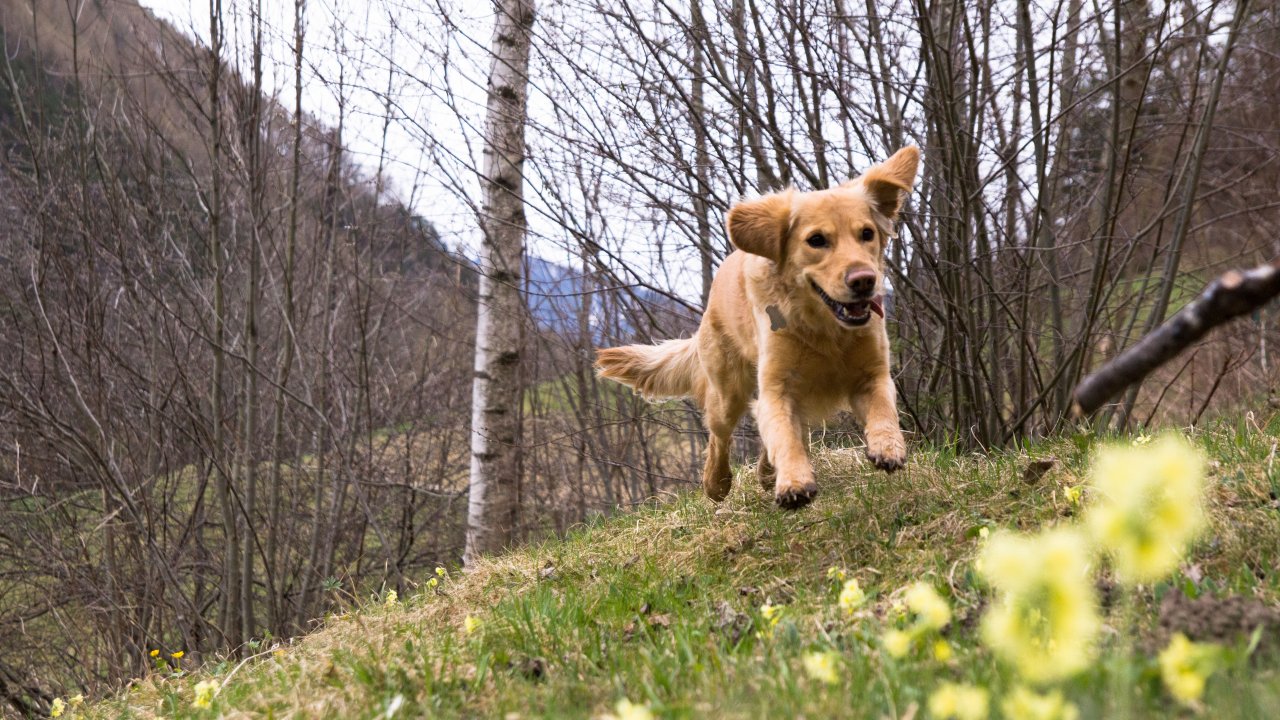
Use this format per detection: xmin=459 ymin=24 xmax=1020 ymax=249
xmin=852 ymin=376 xmax=906 ymax=472
xmin=756 ymin=386 xmax=818 ymax=510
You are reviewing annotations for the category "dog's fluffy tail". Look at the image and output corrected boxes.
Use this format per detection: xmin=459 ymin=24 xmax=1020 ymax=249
xmin=595 ymin=335 xmax=705 ymax=402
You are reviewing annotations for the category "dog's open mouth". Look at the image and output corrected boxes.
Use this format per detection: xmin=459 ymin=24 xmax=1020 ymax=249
xmin=811 ymin=280 xmax=884 ymax=327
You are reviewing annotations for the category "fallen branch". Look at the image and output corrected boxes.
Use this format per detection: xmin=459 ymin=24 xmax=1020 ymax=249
xmin=1072 ymin=259 xmax=1280 ymax=416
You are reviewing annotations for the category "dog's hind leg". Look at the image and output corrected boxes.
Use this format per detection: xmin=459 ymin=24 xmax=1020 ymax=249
xmin=701 ymin=389 xmax=746 ymax=501
xmin=756 ymin=450 xmax=776 ymax=492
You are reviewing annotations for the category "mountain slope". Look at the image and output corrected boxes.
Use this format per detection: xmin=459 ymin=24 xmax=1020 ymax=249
xmin=79 ymin=425 xmax=1280 ymax=719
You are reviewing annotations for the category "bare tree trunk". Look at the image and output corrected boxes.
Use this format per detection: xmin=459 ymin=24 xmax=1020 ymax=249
xmin=464 ymin=0 xmax=535 ymax=567
xmin=206 ymin=0 xmax=241 ymax=652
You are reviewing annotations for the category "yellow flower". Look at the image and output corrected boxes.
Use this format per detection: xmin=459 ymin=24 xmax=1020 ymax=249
xmin=882 ymin=629 xmax=912 ymax=658
xmin=384 ymin=589 xmax=398 ymax=607
xmin=149 ymin=649 xmax=160 ymax=658
xmin=614 ymin=698 xmax=653 ymax=720
xmin=464 ymin=615 xmax=483 ymax=634
xmin=979 ymin=528 xmax=1099 ymax=683
xmin=436 ymin=567 xmax=447 ymax=577
xmin=933 ymin=639 xmax=953 ymax=662
xmin=802 ymin=650 xmax=840 ymax=685
xmin=905 ymin=582 xmax=951 ymax=630
xmin=426 ymin=577 xmax=439 ymax=590
xmin=1132 ymin=434 xmax=1151 ymax=446
xmin=1000 ymin=686 xmax=1079 ymax=720
xmin=193 ymin=679 xmax=218 ymax=709
xmin=1158 ymin=633 xmax=1221 ymax=705
xmin=1063 ymin=485 xmax=1081 ymax=505
xmin=760 ymin=602 xmax=781 ymax=626
xmin=927 ymin=682 xmax=989 ymax=720
xmin=171 ymin=650 xmax=185 ymax=660
xmin=838 ymin=579 xmax=866 ymax=614
xmin=69 ymin=694 xmax=84 ymax=706
xmin=827 ymin=566 xmax=846 ymax=581
xmin=1086 ymin=435 xmax=1206 ymax=584
xmin=50 ymin=698 xmax=66 ymax=718
xmin=978 ymin=526 xmax=990 ymax=540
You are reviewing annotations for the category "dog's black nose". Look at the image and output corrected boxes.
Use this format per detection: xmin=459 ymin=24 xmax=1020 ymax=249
xmin=844 ymin=269 xmax=876 ymax=297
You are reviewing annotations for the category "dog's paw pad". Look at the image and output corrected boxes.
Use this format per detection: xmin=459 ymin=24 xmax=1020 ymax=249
xmin=775 ymin=485 xmax=818 ymax=510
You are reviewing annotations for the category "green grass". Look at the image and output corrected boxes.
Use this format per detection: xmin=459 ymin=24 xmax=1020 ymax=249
xmin=79 ymin=422 xmax=1280 ymax=719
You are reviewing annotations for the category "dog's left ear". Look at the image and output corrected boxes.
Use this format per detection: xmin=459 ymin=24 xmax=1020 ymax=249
xmin=727 ymin=191 xmax=793 ymax=264
xmin=855 ymin=145 xmax=919 ymax=220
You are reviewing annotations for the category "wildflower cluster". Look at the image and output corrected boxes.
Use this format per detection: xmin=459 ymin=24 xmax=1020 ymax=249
xmin=1086 ymin=436 xmax=1205 ymax=584
xmin=927 ymin=682 xmax=989 ymax=720
xmin=881 ymin=581 xmax=951 ymax=659
xmin=192 ymin=679 xmax=218 ymax=709
xmin=978 ymin=528 xmax=1099 ymax=683
xmin=1158 ymin=633 xmax=1222 ymax=705
xmin=964 ymin=433 xmax=1212 ymax=713
xmin=49 ymin=695 xmax=83 ymax=718
xmin=611 ymin=698 xmax=653 ymax=720
xmin=802 ymin=650 xmax=841 ymax=685
xmin=755 ymin=601 xmax=784 ymax=639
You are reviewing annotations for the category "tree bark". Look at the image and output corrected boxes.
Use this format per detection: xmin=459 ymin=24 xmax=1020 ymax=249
xmin=464 ymin=0 xmax=535 ymax=567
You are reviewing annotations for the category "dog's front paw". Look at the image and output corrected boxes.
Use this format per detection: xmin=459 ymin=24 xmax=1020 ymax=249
xmin=774 ymin=481 xmax=818 ymax=510
xmin=866 ymin=427 xmax=907 ymax=473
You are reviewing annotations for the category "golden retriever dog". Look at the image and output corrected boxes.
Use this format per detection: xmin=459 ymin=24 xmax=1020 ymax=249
xmin=596 ymin=146 xmax=919 ymax=509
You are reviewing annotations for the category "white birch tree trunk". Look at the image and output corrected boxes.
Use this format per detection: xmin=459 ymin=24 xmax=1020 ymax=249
xmin=464 ymin=0 xmax=535 ymax=567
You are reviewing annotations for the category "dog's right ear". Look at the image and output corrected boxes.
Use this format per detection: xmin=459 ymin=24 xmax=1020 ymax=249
xmin=727 ymin=191 xmax=792 ymax=264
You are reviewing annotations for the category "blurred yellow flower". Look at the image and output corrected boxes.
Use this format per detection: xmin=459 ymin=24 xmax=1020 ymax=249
xmin=927 ymin=682 xmax=989 ymax=720
xmin=69 ymin=694 xmax=83 ymax=707
xmin=193 ymin=679 xmax=217 ymax=709
xmin=149 ymin=649 xmax=160 ymax=658
xmin=1158 ymin=633 xmax=1221 ymax=705
xmin=464 ymin=615 xmax=483 ymax=634
xmin=384 ymin=589 xmax=399 ymax=607
xmin=50 ymin=698 xmax=66 ymax=718
xmin=1086 ymin=435 xmax=1206 ymax=584
xmin=978 ymin=526 xmax=990 ymax=540
xmin=905 ymin=582 xmax=951 ymax=630
xmin=979 ymin=528 xmax=1099 ymax=683
xmin=827 ymin=566 xmax=846 ymax=581
xmin=933 ymin=639 xmax=953 ymax=662
xmin=760 ymin=602 xmax=781 ymax=625
xmin=1000 ymin=686 xmax=1079 ymax=720
xmin=171 ymin=650 xmax=184 ymax=660
xmin=802 ymin=650 xmax=840 ymax=685
xmin=614 ymin=698 xmax=653 ymax=720
xmin=1063 ymin=485 xmax=1081 ymax=505
xmin=426 ymin=577 xmax=439 ymax=590
xmin=436 ymin=566 xmax=447 ymax=577
xmin=883 ymin=629 xmax=912 ymax=658
xmin=838 ymin=579 xmax=866 ymax=614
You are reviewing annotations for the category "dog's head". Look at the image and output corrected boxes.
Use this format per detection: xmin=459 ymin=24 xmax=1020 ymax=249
xmin=727 ymin=146 xmax=918 ymax=328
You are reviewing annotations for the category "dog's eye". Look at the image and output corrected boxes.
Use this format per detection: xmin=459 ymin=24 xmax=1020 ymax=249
xmin=805 ymin=233 xmax=829 ymax=249
xmin=860 ymin=227 xmax=875 ymax=242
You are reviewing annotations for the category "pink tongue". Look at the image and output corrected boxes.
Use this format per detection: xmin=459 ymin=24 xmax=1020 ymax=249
xmin=869 ymin=295 xmax=884 ymax=318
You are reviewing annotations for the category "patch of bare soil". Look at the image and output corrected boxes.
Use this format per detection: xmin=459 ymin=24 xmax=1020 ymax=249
xmin=1157 ymin=590 xmax=1280 ymax=654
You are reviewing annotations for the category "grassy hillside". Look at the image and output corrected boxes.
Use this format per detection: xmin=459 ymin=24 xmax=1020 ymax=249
xmin=76 ymin=423 xmax=1280 ymax=719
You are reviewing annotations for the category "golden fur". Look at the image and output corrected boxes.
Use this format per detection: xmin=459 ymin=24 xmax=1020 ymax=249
xmin=597 ymin=146 xmax=919 ymax=509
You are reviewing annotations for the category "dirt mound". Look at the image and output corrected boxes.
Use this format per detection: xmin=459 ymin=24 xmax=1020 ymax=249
xmin=1158 ymin=590 xmax=1280 ymax=653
